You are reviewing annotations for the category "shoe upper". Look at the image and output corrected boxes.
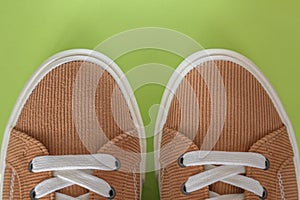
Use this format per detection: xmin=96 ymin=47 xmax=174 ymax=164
xmin=2 ymin=60 xmax=142 ymax=199
xmin=159 ymin=60 xmax=298 ymax=199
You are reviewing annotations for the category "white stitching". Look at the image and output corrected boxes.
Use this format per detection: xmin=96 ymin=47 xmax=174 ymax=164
xmin=9 ymin=169 xmax=16 ymax=200
xmin=277 ymin=173 xmax=286 ymax=200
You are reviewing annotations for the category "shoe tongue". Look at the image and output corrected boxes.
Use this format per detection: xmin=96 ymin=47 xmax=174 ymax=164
xmin=210 ymin=182 xmax=243 ymax=196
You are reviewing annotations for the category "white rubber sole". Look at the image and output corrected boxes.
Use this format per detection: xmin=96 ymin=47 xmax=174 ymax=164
xmin=0 ymin=49 xmax=146 ymax=199
xmin=154 ymin=49 xmax=300 ymax=197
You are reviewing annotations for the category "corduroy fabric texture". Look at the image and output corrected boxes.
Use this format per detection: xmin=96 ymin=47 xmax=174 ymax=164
xmin=246 ymin=126 xmax=298 ymax=200
xmin=3 ymin=129 xmax=53 ymax=200
xmin=3 ymin=61 xmax=141 ymax=199
xmin=160 ymin=60 xmax=298 ymax=199
xmin=159 ymin=128 xmax=209 ymax=199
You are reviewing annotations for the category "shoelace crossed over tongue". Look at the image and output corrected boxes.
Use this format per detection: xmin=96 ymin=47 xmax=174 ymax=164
xmin=29 ymin=154 xmax=120 ymax=200
xmin=178 ymin=151 xmax=269 ymax=200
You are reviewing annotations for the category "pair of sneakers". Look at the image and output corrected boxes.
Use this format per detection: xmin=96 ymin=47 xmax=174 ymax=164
xmin=0 ymin=49 xmax=299 ymax=200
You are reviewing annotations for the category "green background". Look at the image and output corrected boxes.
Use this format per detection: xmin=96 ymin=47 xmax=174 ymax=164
xmin=0 ymin=0 xmax=299 ymax=199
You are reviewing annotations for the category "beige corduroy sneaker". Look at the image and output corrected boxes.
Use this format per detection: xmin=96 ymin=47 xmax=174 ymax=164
xmin=0 ymin=49 xmax=146 ymax=200
xmin=155 ymin=49 xmax=300 ymax=200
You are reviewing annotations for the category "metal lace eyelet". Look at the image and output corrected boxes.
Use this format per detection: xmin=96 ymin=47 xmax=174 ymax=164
xmin=115 ymin=158 xmax=121 ymax=171
xmin=30 ymin=188 xmax=38 ymax=200
xmin=264 ymin=158 xmax=270 ymax=170
xmin=28 ymin=160 xmax=34 ymax=172
xmin=260 ymin=187 xmax=268 ymax=200
xmin=108 ymin=187 xmax=116 ymax=199
xmin=181 ymin=183 xmax=190 ymax=195
xmin=178 ymin=154 xmax=186 ymax=168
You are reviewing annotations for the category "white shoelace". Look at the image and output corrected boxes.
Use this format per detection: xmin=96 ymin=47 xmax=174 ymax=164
xmin=29 ymin=154 xmax=120 ymax=200
xmin=178 ymin=151 xmax=269 ymax=200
